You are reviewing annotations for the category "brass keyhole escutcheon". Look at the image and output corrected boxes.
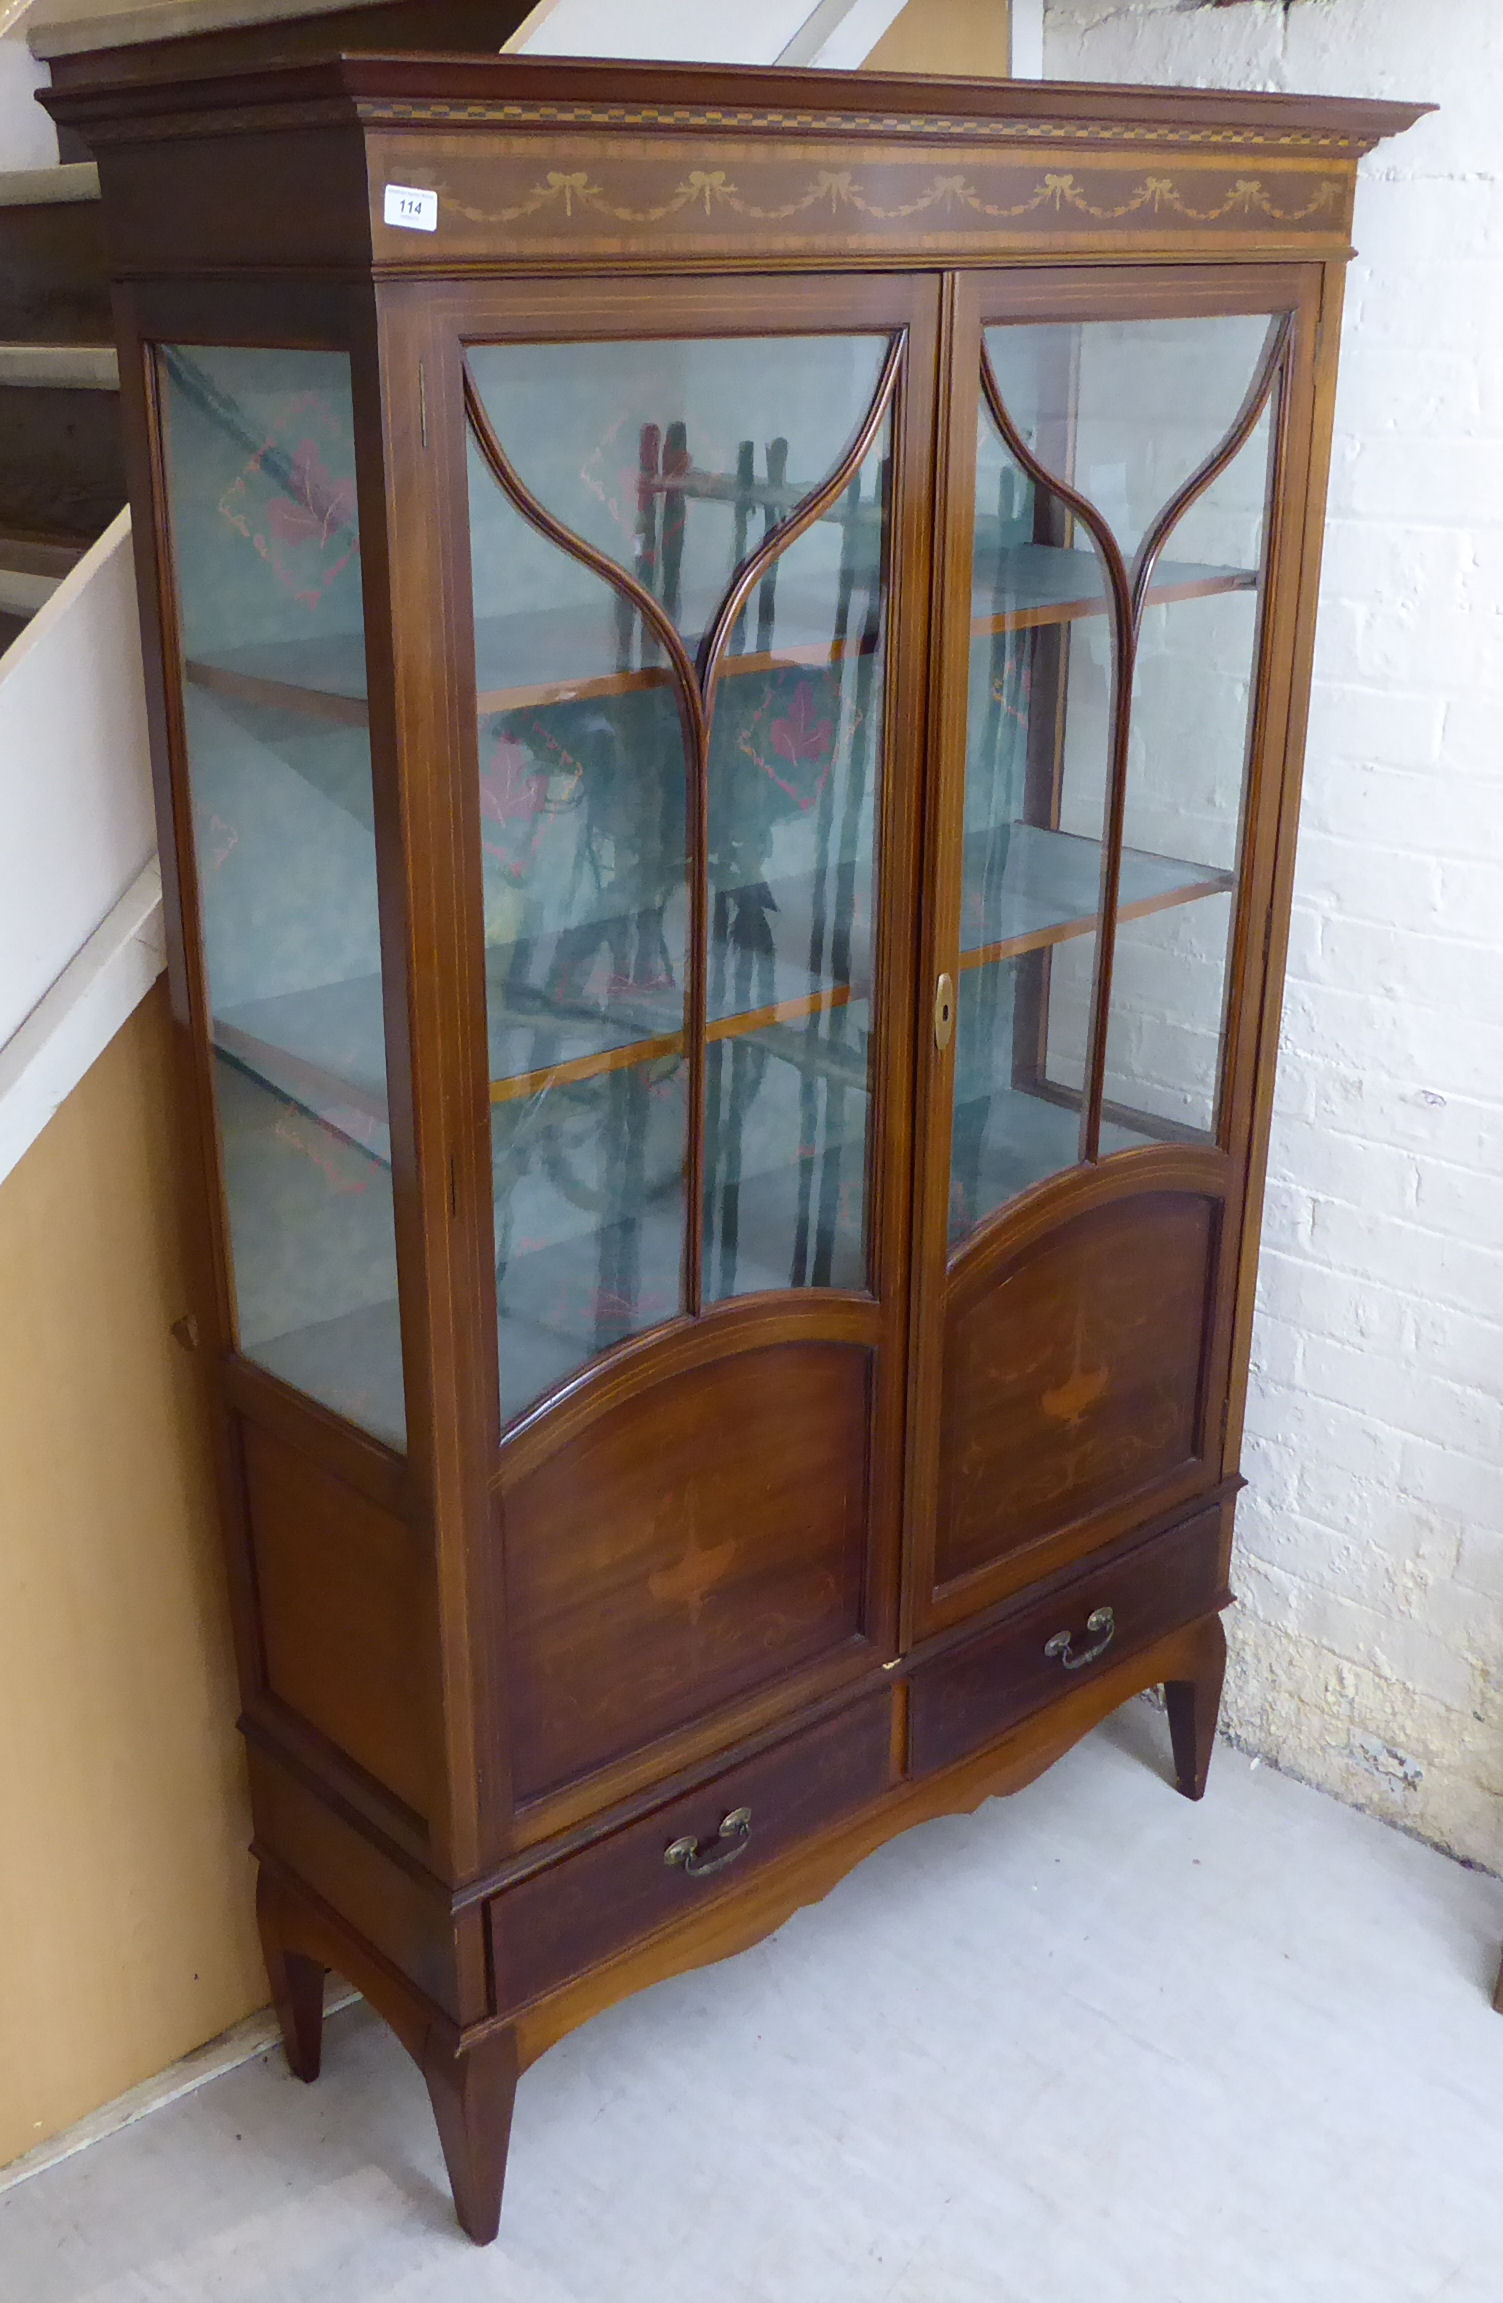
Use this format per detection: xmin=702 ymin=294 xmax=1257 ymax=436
xmin=934 ymin=972 xmax=955 ymax=1052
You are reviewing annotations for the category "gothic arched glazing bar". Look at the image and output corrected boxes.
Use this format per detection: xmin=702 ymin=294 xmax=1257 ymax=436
xmin=978 ymin=340 xmax=1134 ymax=1168
xmin=1130 ymin=313 xmax=1291 ymax=623
xmin=697 ymin=334 xmax=905 ymax=710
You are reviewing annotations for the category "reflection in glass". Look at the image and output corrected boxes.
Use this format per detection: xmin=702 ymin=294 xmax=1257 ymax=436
xmin=703 ymin=416 xmax=890 ymax=1299
xmin=985 ymin=312 xmax=1279 ymax=562
xmin=467 ymin=336 xmax=886 ymax=646
xmin=469 ymin=435 xmax=690 ymax=1422
xmin=1101 ymin=398 xmax=1277 ymax=1138
xmin=947 ymin=405 xmax=1123 ymax=1245
xmin=162 ymin=345 xmax=405 ymax=1445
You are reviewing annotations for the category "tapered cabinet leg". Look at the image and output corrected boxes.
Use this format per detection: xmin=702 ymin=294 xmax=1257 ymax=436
xmin=422 ymin=2024 xmax=520 ymax=2246
xmin=256 ymin=1869 xmax=327 ymax=2083
xmin=1163 ymin=1613 xmax=1228 ymax=1802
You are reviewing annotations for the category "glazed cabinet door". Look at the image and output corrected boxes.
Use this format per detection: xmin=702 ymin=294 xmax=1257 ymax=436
xmin=436 ymin=276 xmax=937 ymax=1830
xmin=906 ymin=265 xmax=1321 ymax=1639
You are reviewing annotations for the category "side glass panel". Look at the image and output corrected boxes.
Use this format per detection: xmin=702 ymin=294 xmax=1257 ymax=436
xmin=704 ymin=414 xmax=890 ymax=1298
xmin=1103 ymin=396 xmax=1277 ymax=1140
xmin=949 ymin=311 xmax=1280 ymax=1246
xmin=469 ymin=436 xmax=690 ymax=1424
xmin=161 ymin=345 xmax=405 ymax=1447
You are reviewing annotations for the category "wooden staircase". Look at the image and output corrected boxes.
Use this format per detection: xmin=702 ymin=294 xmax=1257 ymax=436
xmin=0 ymin=3 xmax=544 ymax=659
xmin=0 ymin=158 xmax=119 ymax=656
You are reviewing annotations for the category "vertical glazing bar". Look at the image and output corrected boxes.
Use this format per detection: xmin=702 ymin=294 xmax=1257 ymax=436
xmin=1077 ymin=617 xmax=1139 ymax=1164
xmin=978 ymin=342 xmax=1133 ymax=1167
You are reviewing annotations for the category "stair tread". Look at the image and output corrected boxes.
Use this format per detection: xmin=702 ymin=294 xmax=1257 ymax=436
xmin=0 ymin=163 xmax=100 ymax=210
xmin=0 ymin=529 xmax=88 ymax=579
xmin=31 ymin=0 xmax=398 ymax=57
xmin=0 ymin=342 xmax=118 ymax=388
xmin=0 ymin=567 xmax=65 ymax=617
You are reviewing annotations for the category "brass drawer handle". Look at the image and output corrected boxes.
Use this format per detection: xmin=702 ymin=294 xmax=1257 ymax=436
xmin=1044 ymin=1606 xmax=1116 ymax=1672
xmin=664 ymin=1805 xmax=752 ymax=1878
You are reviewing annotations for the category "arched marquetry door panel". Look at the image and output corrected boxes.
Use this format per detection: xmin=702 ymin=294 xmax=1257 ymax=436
xmin=451 ymin=274 xmax=938 ymax=1822
xmin=936 ymin=1161 xmax=1225 ymax=1608
xmin=500 ymin=1323 xmax=873 ymax=1802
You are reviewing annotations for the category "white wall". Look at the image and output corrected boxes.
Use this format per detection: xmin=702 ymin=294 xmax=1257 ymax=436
xmin=0 ymin=519 xmax=155 ymax=1051
xmin=1045 ymin=0 xmax=1503 ymax=1872
xmin=511 ymin=0 xmax=910 ymax=66
xmin=0 ymin=9 xmax=56 ymax=170
xmin=514 ymin=0 xmax=828 ymax=60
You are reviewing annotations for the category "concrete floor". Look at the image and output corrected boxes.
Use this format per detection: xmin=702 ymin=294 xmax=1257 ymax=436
xmin=5 ymin=1707 xmax=1503 ymax=2302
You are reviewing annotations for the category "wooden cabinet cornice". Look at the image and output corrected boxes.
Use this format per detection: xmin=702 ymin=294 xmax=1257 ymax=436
xmin=45 ymin=53 xmax=1426 ymax=2246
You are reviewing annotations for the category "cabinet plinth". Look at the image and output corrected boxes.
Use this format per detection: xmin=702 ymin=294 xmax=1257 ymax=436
xmin=47 ymin=49 xmax=1425 ymax=2245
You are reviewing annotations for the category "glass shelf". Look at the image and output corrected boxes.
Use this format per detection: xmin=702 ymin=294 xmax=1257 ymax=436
xmin=959 ymin=821 xmax=1234 ymax=971
xmin=970 ymin=541 xmax=1255 ymax=635
xmin=214 ymin=974 xmax=391 ymax=1164
xmin=204 ymin=818 xmax=1224 ymax=1141
xmin=948 ymin=1079 xmax=1160 ymax=1229
xmin=185 ymin=637 xmax=369 ymax=725
xmin=181 ymin=543 xmax=1256 ymax=726
xmin=250 ymin=1294 xmax=407 ymax=1441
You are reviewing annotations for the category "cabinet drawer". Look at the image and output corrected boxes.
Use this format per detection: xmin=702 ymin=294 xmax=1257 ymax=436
xmin=908 ymin=1506 xmax=1228 ymax=1780
xmin=488 ymin=1693 xmax=893 ymax=2016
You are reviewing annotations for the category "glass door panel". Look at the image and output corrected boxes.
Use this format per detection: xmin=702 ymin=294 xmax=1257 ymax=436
xmin=704 ymin=415 xmax=890 ymax=1299
xmin=468 ymin=325 xmax=897 ymax=1422
xmin=161 ymin=345 xmax=406 ymax=1447
xmin=947 ymin=305 xmax=1285 ymax=1245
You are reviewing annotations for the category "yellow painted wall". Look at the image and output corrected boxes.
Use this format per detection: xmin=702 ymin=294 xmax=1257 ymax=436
xmin=864 ymin=0 xmax=1012 ymax=77
xmin=0 ymin=982 xmax=264 ymax=2168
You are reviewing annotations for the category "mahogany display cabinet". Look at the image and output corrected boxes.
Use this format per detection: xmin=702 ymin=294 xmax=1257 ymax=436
xmin=47 ymin=52 xmax=1424 ymax=2243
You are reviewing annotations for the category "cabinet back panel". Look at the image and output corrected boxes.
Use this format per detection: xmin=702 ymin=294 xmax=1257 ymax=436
xmin=241 ymin=1423 xmax=434 ymax=1824
xmin=936 ymin=1187 xmax=1217 ymax=1591
xmin=501 ymin=1340 xmax=873 ymax=1801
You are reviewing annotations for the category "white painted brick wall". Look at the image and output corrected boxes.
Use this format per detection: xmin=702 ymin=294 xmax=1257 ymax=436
xmin=1045 ymin=0 xmax=1503 ymax=1869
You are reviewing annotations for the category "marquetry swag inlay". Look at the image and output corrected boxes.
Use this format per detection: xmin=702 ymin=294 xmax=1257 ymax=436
xmin=434 ymin=165 xmax=1347 ymax=233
